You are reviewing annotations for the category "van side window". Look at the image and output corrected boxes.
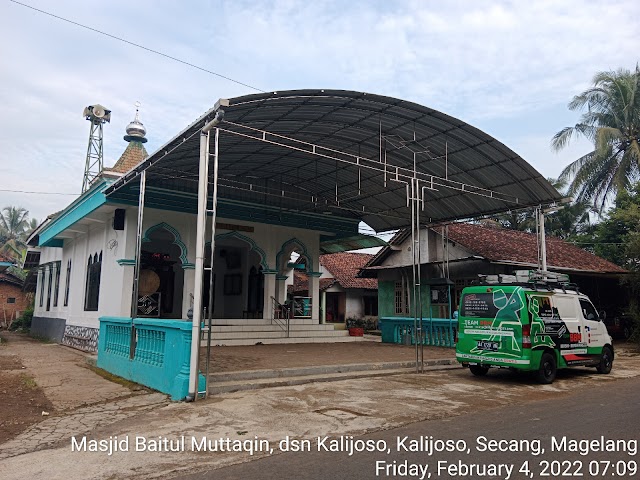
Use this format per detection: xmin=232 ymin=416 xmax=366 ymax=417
xmin=579 ymin=299 xmax=598 ymax=320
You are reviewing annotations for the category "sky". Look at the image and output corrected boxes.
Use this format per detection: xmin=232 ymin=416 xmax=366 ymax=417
xmin=1 ymin=0 xmax=638 ymax=225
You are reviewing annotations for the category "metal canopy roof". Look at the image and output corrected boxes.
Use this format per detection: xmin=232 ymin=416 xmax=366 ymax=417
xmin=105 ymin=89 xmax=562 ymax=232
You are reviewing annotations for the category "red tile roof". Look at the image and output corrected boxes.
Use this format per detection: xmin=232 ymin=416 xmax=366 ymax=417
xmin=319 ymin=252 xmax=378 ymax=289
xmin=446 ymin=223 xmax=626 ymax=274
xmin=0 ymin=272 xmax=24 ymax=287
xmin=106 ymin=140 xmax=149 ymax=174
xmin=290 ymin=252 xmax=377 ymax=293
xmin=289 ymin=274 xmax=336 ymax=293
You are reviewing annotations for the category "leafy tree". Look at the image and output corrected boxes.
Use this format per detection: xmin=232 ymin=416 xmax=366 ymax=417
xmin=0 ymin=206 xmax=29 ymax=243
xmin=552 ymin=66 xmax=640 ymax=212
xmin=492 ymin=178 xmax=591 ymax=238
xmin=0 ymin=206 xmax=38 ymax=264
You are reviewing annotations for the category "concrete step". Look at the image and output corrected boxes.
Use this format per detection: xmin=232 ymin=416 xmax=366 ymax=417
xmin=207 ymin=360 xmax=459 ymax=395
xmin=207 ymin=360 xmax=445 ymax=382
xmin=204 ymin=330 xmax=349 ymax=340
xmin=207 ymin=324 xmax=338 ymax=333
xmin=208 ymin=318 xmax=318 ymax=326
xmin=201 ymin=336 xmax=366 ymax=346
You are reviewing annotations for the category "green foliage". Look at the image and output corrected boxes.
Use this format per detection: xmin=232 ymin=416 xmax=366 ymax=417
xmin=10 ymin=304 xmax=33 ymax=332
xmin=587 ymin=184 xmax=640 ymax=269
xmin=552 ymin=66 xmax=640 ymax=212
xmin=0 ymin=205 xmax=39 ymax=265
xmin=492 ymin=178 xmax=592 ymax=238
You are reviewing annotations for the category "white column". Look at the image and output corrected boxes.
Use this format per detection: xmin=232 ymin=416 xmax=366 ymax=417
xmin=262 ymin=271 xmax=277 ymax=319
xmin=276 ymin=275 xmax=288 ymax=304
xmin=321 ymin=290 xmax=327 ymax=324
xmin=182 ymin=266 xmax=195 ymax=319
xmin=309 ymin=271 xmax=322 ymax=323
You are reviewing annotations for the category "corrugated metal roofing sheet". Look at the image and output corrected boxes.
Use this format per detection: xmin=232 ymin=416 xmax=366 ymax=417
xmin=105 ymin=90 xmax=563 ymax=232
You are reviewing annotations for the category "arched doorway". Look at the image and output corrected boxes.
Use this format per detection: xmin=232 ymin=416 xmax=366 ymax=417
xmin=203 ymin=235 xmax=266 ymax=319
xmin=139 ymin=224 xmax=185 ymax=318
xmin=275 ymin=239 xmax=313 ymax=318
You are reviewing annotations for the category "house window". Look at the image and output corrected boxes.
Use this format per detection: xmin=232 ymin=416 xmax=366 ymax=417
xmin=7 ymin=297 xmax=16 ymax=304
xmin=53 ymin=261 xmax=61 ymax=307
xmin=39 ymin=269 xmax=45 ymax=308
xmin=46 ymin=265 xmax=52 ymax=311
xmin=395 ymin=278 xmax=410 ymax=315
xmin=84 ymin=252 xmax=102 ymax=311
xmin=363 ymin=295 xmax=378 ymax=316
xmin=64 ymin=259 xmax=71 ymax=306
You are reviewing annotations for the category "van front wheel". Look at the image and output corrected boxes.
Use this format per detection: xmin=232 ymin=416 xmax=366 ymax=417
xmin=596 ymin=346 xmax=613 ymax=374
xmin=469 ymin=365 xmax=489 ymax=376
xmin=537 ymin=352 xmax=557 ymax=384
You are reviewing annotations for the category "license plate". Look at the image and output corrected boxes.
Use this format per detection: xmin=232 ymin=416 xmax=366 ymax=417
xmin=477 ymin=340 xmax=499 ymax=351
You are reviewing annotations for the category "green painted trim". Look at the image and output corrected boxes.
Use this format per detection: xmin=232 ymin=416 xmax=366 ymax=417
xmin=142 ymin=222 xmax=189 ymax=266
xmin=117 ymin=259 xmax=136 ymax=266
xmin=276 ymin=275 xmax=289 ymax=281
xmin=39 ymin=179 xmax=113 ymax=247
xmin=106 ymin=185 xmax=359 ymax=235
xmin=263 ymin=269 xmax=278 ymax=275
xmin=308 ymin=271 xmax=323 ymax=277
xmin=276 ymin=238 xmax=312 ymax=273
xmin=182 ymin=263 xmax=195 ymax=269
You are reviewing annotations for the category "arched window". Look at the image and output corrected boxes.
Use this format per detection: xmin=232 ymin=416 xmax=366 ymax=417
xmin=64 ymin=259 xmax=72 ymax=306
xmin=84 ymin=251 xmax=102 ymax=311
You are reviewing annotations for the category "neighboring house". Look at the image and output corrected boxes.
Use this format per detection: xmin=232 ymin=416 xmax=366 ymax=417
xmin=364 ymin=223 xmax=628 ymax=320
xmin=291 ymin=252 xmax=378 ymax=327
xmin=0 ymin=262 xmax=29 ymax=328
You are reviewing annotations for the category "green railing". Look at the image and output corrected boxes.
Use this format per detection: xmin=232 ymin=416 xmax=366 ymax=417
xmin=379 ymin=317 xmax=457 ymax=347
xmin=97 ymin=317 xmax=205 ymax=400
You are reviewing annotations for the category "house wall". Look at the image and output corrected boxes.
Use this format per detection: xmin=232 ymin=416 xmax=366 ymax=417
xmin=345 ymin=288 xmax=378 ymax=320
xmin=379 ymin=229 xmax=473 ymax=269
xmin=0 ymin=281 xmax=29 ymax=326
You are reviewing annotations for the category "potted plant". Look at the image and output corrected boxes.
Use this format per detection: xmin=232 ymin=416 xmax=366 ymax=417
xmin=346 ymin=318 xmax=365 ymax=337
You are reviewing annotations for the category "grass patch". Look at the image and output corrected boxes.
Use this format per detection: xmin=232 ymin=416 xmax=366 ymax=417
xmin=86 ymin=364 xmax=148 ymax=391
xmin=20 ymin=374 xmax=38 ymax=389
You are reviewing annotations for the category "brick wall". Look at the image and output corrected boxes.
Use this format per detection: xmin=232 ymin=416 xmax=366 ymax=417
xmin=0 ymin=282 xmax=29 ymax=326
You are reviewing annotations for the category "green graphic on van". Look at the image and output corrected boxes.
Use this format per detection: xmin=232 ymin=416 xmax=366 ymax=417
xmin=468 ymin=287 xmax=524 ymax=357
xmin=527 ymin=295 xmax=558 ymax=349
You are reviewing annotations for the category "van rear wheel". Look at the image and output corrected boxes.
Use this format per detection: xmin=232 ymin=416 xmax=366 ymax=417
xmin=469 ymin=365 xmax=489 ymax=376
xmin=537 ymin=352 xmax=557 ymax=384
xmin=596 ymin=346 xmax=613 ymax=374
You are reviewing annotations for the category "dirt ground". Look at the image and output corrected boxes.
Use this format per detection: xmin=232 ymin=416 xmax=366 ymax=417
xmin=0 ymin=337 xmax=53 ymax=444
xmin=201 ymin=340 xmax=456 ymax=372
xmin=0 ymin=331 xmax=148 ymax=445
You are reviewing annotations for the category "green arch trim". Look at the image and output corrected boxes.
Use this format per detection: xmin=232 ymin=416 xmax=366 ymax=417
xmin=206 ymin=231 xmax=269 ymax=270
xmin=276 ymin=238 xmax=312 ymax=273
xmin=142 ymin=222 xmax=189 ymax=266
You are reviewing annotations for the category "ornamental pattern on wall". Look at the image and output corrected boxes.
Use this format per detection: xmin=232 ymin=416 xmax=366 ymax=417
xmin=61 ymin=325 xmax=99 ymax=353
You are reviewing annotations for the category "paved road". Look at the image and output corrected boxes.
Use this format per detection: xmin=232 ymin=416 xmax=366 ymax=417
xmin=177 ymin=376 xmax=640 ymax=480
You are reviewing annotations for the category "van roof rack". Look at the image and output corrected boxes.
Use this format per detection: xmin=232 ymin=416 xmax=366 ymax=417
xmin=474 ymin=269 xmax=579 ymax=293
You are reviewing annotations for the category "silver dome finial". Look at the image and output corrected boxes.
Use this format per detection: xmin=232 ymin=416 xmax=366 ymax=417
xmin=124 ymin=101 xmax=147 ymax=143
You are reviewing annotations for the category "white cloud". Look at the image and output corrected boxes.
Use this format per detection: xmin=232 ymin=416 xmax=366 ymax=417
xmin=0 ymin=0 xmax=638 ymax=221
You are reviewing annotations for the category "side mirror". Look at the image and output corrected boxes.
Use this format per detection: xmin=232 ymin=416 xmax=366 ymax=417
xmin=599 ymin=310 xmax=607 ymax=321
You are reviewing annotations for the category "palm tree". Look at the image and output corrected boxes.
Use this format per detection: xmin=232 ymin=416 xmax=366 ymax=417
xmin=551 ymin=66 xmax=640 ymax=212
xmin=0 ymin=206 xmax=29 ymax=243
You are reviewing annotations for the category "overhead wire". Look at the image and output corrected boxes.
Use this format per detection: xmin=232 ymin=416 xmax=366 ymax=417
xmin=0 ymin=188 xmax=78 ymax=196
xmin=8 ymin=0 xmax=266 ymax=93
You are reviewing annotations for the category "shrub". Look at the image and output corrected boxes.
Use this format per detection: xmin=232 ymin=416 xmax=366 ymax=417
xmin=10 ymin=304 xmax=33 ymax=332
